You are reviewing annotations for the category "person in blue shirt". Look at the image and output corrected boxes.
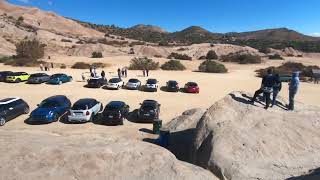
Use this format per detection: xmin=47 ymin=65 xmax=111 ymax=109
xmin=271 ymin=74 xmax=282 ymax=107
xmin=288 ymin=72 xmax=300 ymax=110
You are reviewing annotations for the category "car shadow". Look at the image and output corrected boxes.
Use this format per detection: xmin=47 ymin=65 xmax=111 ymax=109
xmin=160 ymin=86 xmax=167 ymax=92
xmin=127 ymin=109 xmax=153 ymax=124
xmin=24 ymin=118 xmax=51 ymax=125
xmin=139 ymin=128 xmax=154 ymax=134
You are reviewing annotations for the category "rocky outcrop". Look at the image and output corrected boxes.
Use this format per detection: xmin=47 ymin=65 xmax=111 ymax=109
xmin=191 ymin=91 xmax=320 ymax=180
xmin=268 ymin=47 xmax=303 ymax=57
xmin=0 ymin=130 xmax=217 ymax=180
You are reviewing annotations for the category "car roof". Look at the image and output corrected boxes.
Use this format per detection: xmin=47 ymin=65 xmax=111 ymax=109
xmin=31 ymin=73 xmax=47 ymax=76
xmin=168 ymin=80 xmax=178 ymax=83
xmin=44 ymin=95 xmax=67 ymax=102
xmin=52 ymin=73 xmax=65 ymax=76
xmin=0 ymin=71 xmax=12 ymax=73
xmin=187 ymin=82 xmax=198 ymax=85
xmin=128 ymin=78 xmax=139 ymax=81
xmin=107 ymin=101 xmax=125 ymax=107
xmin=0 ymin=97 xmax=21 ymax=105
xmin=74 ymin=98 xmax=97 ymax=105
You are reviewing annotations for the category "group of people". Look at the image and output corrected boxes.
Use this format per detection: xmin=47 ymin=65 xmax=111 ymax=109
xmin=117 ymin=67 xmax=128 ymax=79
xmin=250 ymin=69 xmax=300 ymax=111
xmin=40 ymin=63 xmax=54 ymax=71
xmin=142 ymin=68 xmax=150 ymax=77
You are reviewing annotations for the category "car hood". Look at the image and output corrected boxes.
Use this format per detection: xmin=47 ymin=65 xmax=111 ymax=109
xmin=31 ymin=108 xmax=54 ymax=116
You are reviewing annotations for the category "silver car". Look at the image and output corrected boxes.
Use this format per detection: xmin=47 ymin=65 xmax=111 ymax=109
xmin=125 ymin=78 xmax=141 ymax=90
xmin=68 ymin=98 xmax=102 ymax=123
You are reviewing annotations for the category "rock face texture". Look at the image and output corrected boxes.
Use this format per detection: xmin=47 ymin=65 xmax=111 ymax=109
xmin=191 ymin=91 xmax=320 ymax=180
xmin=0 ymin=130 xmax=217 ymax=180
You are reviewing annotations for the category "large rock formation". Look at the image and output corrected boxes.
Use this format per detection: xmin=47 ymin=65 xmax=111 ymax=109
xmin=0 ymin=129 xmax=217 ymax=180
xmin=191 ymin=91 xmax=320 ymax=180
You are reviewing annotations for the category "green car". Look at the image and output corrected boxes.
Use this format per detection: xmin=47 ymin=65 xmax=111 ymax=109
xmin=6 ymin=72 xmax=30 ymax=83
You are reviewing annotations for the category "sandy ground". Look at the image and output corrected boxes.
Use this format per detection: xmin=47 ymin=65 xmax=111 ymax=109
xmin=0 ymin=56 xmax=319 ymax=141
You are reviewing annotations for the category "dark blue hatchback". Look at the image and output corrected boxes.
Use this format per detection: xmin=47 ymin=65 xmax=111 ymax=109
xmin=29 ymin=95 xmax=71 ymax=124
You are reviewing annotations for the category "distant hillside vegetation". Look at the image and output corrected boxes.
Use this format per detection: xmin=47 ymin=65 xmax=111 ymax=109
xmin=73 ymin=19 xmax=320 ymax=52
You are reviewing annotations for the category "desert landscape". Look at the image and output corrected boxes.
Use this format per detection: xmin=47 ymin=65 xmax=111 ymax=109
xmin=0 ymin=0 xmax=320 ymax=180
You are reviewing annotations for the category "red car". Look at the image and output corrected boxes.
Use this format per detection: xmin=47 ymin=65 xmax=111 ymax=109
xmin=184 ymin=82 xmax=199 ymax=93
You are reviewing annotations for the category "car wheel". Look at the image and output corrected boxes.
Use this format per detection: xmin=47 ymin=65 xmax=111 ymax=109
xmin=24 ymin=106 xmax=30 ymax=114
xmin=89 ymin=114 xmax=93 ymax=122
xmin=0 ymin=118 xmax=6 ymax=126
xmin=59 ymin=81 xmax=62 ymax=85
xmin=15 ymin=78 xmax=21 ymax=83
xmin=53 ymin=114 xmax=59 ymax=122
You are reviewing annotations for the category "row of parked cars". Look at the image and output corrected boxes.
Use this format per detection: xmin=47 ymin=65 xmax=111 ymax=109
xmin=0 ymin=96 xmax=161 ymax=126
xmin=87 ymin=77 xmax=200 ymax=93
xmin=0 ymin=71 xmax=72 ymax=85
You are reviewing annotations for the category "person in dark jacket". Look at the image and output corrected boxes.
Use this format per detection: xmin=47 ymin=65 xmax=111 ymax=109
xmin=288 ymin=72 xmax=300 ymax=110
xmin=117 ymin=68 xmax=121 ymax=79
xmin=101 ymin=70 xmax=106 ymax=80
xmin=271 ymin=74 xmax=282 ymax=107
xmin=250 ymin=69 xmax=275 ymax=109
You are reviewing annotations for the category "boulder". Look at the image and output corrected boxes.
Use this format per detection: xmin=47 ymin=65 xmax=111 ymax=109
xmin=0 ymin=130 xmax=218 ymax=180
xmin=191 ymin=91 xmax=320 ymax=180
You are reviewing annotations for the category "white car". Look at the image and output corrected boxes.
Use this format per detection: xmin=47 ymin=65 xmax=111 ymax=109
xmin=68 ymin=98 xmax=102 ymax=123
xmin=106 ymin=78 xmax=124 ymax=90
xmin=125 ymin=78 xmax=141 ymax=90
xmin=144 ymin=79 xmax=158 ymax=92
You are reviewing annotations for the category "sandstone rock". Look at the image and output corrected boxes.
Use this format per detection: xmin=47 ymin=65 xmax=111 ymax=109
xmin=0 ymin=130 xmax=217 ymax=180
xmin=191 ymin=91 xmax=320 ymax=180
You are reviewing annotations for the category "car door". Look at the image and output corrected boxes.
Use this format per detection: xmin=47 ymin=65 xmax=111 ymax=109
xmin=5 ymin=102 xmax=18 ymax=120
xmin=1 ymin=104 xmax=14 ymax=120
xmin=21 ymin=73 xmax=28 ymax=81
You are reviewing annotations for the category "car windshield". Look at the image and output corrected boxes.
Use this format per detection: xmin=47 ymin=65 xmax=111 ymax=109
xmin=30 ymin=74 xmax=46 ymax=78
xmin=39 ymin=100 xmax=61 ymax=108
xmin=168 ymin=81 xmax=177 ymax=86
xmin=147 ymin=79 xmax=157 ymax=84
xmin=105 ymin=105 xmax=121 ymax=111
xmin=109 ymin=78 xmax=120 ymax=83
xmin=188 ymin=82 xmax=198 ymax=87
xmin=128 ymin=79 xmax=139 ymax=83
xmin=72 ymin=103 xmax=89 ymax=110
xmin=51 ymin=74 xmax=62 ymax=79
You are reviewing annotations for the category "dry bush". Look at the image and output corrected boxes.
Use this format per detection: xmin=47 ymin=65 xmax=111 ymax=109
xmin=198 ymin=60 xmax=228 ymax=73
xmin=167 ymin=52 xmax=192 ymax=60
xmin=221 ymin=53 xmax=262 ymax=64
xmin=129 ymin=57 xmax=159 ymax=70
xmin=161 ymin=60 xmax=186 ymax=71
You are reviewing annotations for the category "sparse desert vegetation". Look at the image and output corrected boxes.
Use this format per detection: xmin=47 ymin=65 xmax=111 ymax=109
xmin=206 ymin=50 xmax=218 ymax=60
xmin=129 ymin=57 xmax=159 ymax=70
xmin=91 ymin=51 xmax=103 ymax=58
xmin=198 ymin=60 xmax=228 ymax=73
xmin=221 ymin=53 xmax=262 ymax=64
xmin=268 ymin=54 xmax=284 ymax=60
xmin=160 ymin=60 xmax=186 ymax=71
xmin=167 ymin=52 xmax=192 ymax=60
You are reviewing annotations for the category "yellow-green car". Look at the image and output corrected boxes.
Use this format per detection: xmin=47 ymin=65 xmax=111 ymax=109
xmin=6 ymin=72 xmax=30 ymax=83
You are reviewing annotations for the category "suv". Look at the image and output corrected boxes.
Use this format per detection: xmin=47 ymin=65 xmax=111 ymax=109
xmin=27 ymin=73 xmax=50 ymax=84
xmin=144 ymin=79 xmax=158 ymax=92
xmin=106 ymin=78 xmax=124 ymax=90
xmin=0 ymin=71 xmax=13 ymax=82
xmin=166 ymin=80 xmax=179 ymax=92
xmin=137 ymin=100 xmax=160 ymax=122
xmin=102 ymin=101 xmax=130 ymax=125
xmin=87 ymin=77 xmax=107 ymax=88
xmin=30 ymin=95 xmax=71 ymax=124
xmin=0 ymin=98 xmax=29 ymax=126
xmin=68 ymin=98 xmax=102 ymax=123
xmin=6 ymin=72 xmax=30 ymax=83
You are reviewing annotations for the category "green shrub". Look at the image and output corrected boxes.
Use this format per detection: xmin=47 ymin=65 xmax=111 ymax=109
xmin=206 ymin=50 xmax=218 ymax=60
xmin=268 ymin=54 xmax=284 ymax=60
xmin=16 ymin=39 xmax=44 ymax=60
xmin=167 ymin=52 xmax=192 ymax=60
xmin=71 ymin=62 xmax=90 ymax=69
xmin=160 ymin=60 xmax=186 ymax=71
xmin=255 ymin=62 xmax=320 ymax=78
xmin=198 ymin=60 xmax=228 ymax=73
xmin=91 ymin=52 xmax=103 ymax=58
xmin=60 ymin=64 xmax=67 ymax=69
xmin=221 ymin=53 xmax=262 ymax=64
xmin=0 ymin=56 xmax=14 ymax=63
xmin=129 ymin=57 xmax=159 ymax=70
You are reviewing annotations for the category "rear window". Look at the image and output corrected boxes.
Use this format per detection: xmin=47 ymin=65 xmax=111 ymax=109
xmin=147 ymin=79 xmax=157 ymax=84
xmin=109 ymin=78 xmax=121 ymax=83
xmin=168 ymin=81 xmax=177 ymax=85
xmin=30 ymin=74 xmax=46 ymax=78
xmin=72 ymin=100 xmax=96 ymax=110
xmin=51 ymin=74 xmax=63 ymax=78
xmin=142 ymin=105 xmax=156 ymax=111
xmin=39 ymin=100 xmax=61 ymax=108
xmin=187 ymin=82 xmax=198 ymax=87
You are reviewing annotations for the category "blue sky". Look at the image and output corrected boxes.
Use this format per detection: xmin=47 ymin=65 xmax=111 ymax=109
xmin=7 ymin=0 xmax=320 ymax=36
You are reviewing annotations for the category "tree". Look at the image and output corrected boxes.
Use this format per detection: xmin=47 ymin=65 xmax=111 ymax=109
xmin=91 ymin=52 xmax=103 ymax=58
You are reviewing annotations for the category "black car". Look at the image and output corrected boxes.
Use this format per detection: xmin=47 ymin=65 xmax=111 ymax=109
xmin=87 ymin=77 xmax=107 ymax=88
xmin=137 ymin=100 xmax=160 ymax=122
xmin=27 ymin=73 xmax=50 ymax=84
xmin=102 ymin=101 xmax=130 ymax=125
xmin=166 ymin=80 xmax=179 ymax=92
xmin=0 ymin=97 xmax=29 ymax=126
xmin=0 ymin=71 xmax=12 ymax=82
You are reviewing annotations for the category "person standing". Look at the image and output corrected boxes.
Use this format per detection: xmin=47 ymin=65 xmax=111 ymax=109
xmin=143 ymin=68 xmax=146 ymax=77
xmin=146 ymin=68 xmax=149 ymax=77
xmin=124 ymin=67 xmax=128 ymax=78
xmin=288 ymin=72 xmax=300 ymax=111
xmin=250 ymin=69 xmax=274 ymax=109
xmin=101 ymin=70 xmax=106 ymax=80
xmin=89 ymin=66 xmax=93 ymax=74
xmin=117 ymin=68 xmax=121 ymax=79
xmin=40 ymin=63 xmax=44 ymax=71
xmin=51 ymin=62 xmax=54 ymax=69
xmin=271 ymin=74 xmax=282 ymax=107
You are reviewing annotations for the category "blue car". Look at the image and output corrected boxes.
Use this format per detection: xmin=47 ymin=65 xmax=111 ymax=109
xmin=29 ymin=95 xmax=71 ymax=124
xmin=47 ymin=73 xmax=72 ymax=85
